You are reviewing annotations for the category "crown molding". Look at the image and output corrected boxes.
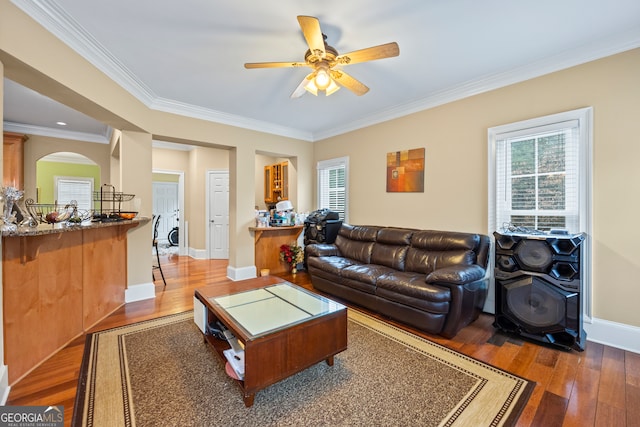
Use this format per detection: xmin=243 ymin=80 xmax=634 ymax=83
xmin=314 ymin=27 xmax=640 ymax=141
xmin=13 ymin=1 xmax=157 ymax=105
xmin=2 ymin=121 xmax=111 ymax=144
xmin=12 ymin=1 xmax=640 ymax=143
xmin=150 ymin=97 xmax=314 ymax=142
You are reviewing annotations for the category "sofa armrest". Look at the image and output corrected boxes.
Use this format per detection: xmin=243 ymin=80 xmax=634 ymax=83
xmin=305 ymin=243 xmax=340 ymax=257
xmin=425 ymin=265 xmax=486 ymax=285
xmin=426 ymin=265 xmax=488 ymax=338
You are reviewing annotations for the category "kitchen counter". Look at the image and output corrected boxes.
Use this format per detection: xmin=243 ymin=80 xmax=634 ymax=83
xmin=2 ymin=216 xmax=149 ymax=385
xmin=1 ymin=216 xmax=150 ymax=237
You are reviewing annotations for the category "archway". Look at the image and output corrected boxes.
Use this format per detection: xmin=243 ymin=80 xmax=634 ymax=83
xmin=36 ymin=151 xmax=99 ymax=210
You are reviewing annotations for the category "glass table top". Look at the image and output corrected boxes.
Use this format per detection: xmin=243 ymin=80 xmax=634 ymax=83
xmin=209 ymin=282 xmax=346 ymax=339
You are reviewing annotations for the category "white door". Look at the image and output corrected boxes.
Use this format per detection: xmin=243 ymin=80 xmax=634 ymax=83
xmin=208 ymin=171 xmax=229 ymax=259
xmin=153 ymin=182 xmax=179 ymax=244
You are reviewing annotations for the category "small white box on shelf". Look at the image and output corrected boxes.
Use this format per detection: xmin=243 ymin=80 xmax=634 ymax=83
xmin=193 ymin=296 xmax=207 ymax=334
xmin=223 ymin=348 xmax=245 ymax=380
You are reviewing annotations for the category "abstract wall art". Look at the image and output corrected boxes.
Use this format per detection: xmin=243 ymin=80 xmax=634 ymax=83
xmin=386 ymin=148 xmax=425 ymax=192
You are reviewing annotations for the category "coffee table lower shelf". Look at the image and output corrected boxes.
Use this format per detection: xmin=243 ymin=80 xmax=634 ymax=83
xmin=200 ymin=306 xmax=347 ymax=407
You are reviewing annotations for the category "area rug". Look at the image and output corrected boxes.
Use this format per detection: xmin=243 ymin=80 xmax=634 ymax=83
xmin=73 ymin=310 xmax=534 ymax=427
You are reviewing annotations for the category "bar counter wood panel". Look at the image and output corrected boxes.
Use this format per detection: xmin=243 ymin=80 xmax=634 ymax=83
xmin=2 ymin=232 xmax=84 ymax=387
xmin=249 ymin=225 xmax=303 ymax=275
xmin=2 ymin=221 xmax=140 ymax=385
xmin=82 ymin=226 xmax=128 ymax=329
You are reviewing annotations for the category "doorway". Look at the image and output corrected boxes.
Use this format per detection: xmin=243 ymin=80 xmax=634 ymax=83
xmin=207 ymin=170 xmax=229 ymax=259
xmin=153 ymin=170 xmax=186 ymax=255
xmin=152 ymin=181 xmax=178 ymax=244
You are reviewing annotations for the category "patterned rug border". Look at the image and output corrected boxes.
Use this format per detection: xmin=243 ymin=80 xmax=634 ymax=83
xmin=73 ymin=312 xmax=193 ymax=427
xmin=73 ymin=310 xmax=535 ymax=427
xmin=348 ymin=310 xmax=535 ymax=426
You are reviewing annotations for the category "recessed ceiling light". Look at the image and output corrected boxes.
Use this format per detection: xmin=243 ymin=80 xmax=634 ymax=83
xmin=56 ymin=121 xmax=67 ymax=126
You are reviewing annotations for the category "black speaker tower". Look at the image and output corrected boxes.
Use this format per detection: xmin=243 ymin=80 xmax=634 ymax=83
xmin=493 ymin=231 xmax=586 ymax=351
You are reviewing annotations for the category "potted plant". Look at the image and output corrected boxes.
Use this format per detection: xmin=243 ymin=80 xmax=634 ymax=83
xmin=279 ymin=242 xmax=304 ymax=273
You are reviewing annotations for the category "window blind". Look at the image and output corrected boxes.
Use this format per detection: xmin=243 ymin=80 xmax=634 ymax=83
xmin=495 ymin=120 xmax=580 ymax=233
xmin=317 ymin=157 xmax=348 ymax=221
xmin=55 ymin=177 xmax=93 ymax=210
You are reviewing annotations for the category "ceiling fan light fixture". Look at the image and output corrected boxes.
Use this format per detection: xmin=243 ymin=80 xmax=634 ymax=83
xmin=314 ymin=65 xmax=331 ymax=90
xmin=304 ymin=79 xmax=319 ymax=96
xmin=325 ymin=79 xmax=340 ymax=96
xmin=244 ymin=16 xmax=399 ymax=98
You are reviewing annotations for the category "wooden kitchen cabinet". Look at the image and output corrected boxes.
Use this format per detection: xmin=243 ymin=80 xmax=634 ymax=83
xmin=3 ymin=132 xmax=28 ymax=189
xmin=264 ymin=161 xmax=288 ymax=204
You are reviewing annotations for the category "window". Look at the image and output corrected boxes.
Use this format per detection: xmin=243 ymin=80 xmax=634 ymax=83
xmin=495 ymin=125 xmax=580 ymax=232
xmin=488 ymin=107 xmax=593 ymax=317
xmin=55 ymin=176 xmax=94 ymax=210
xmin=317 ymin=157 xmax=348 ymax=221
xmin=490 ymin=108 xmax=591 ymax=235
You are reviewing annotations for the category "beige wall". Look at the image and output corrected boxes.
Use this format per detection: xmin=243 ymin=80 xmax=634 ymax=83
xmin=314 ymin=48 xmax=640 ymax=328
xmin=186 ymin=146 xmax=230 ymax=250
xmin=119 ymin=131 xmax=153 ymax=287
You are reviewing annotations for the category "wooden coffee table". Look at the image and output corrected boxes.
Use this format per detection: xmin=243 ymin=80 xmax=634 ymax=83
xmin=194 ymin=276 xmax=347 ymax=407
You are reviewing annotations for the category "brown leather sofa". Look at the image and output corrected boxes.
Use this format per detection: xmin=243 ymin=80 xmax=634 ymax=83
xmin=305 ymin=224 xmax=491 ymax=338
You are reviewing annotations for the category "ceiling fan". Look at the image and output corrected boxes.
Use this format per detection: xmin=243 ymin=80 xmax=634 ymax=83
xmin=244 ymin=16 xmax=400 ymax=98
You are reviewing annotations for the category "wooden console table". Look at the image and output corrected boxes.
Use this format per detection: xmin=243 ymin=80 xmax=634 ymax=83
xmin=2 ymin=218 xmax=148 ymax=384
xmin=249 ymin=225 xmax=303 ymax=275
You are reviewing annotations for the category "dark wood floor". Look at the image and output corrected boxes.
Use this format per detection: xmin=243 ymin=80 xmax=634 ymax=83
xmin=6 ymin=255 xmax=640 ymax=426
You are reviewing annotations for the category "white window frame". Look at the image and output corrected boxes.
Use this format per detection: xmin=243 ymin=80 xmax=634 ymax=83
xmin=317 ymin=156 xmax=349 ymax=222
xmin=488 ymin=107 xmax=593 ymax=320
xmin=54 ymin=176 xmax=94 ymax=211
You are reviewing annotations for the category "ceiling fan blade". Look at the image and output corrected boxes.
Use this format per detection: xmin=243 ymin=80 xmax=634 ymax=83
xmin=336 ymin=42 xmax=400 ymax=65
xmin=290 ymin=73 xmax=315 ymax=98
xmin=244 ymin=61 xmax=307 ymax=69
xmin=331 ymin=70 xmax=369 ymax=96
xmin=297 ymin=16 xmax=326 ymax=60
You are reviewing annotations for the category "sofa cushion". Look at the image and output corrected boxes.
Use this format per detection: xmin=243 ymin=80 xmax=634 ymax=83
xmin=376 ymin=227 xmax=414 ymax=245
xmin=342 ymin=264 xmax=396 ymax=286
xmin=339 ymin=224 xmax=380 ymax=241
xmin=410 ymin=230 xmax=481 ymax=252
xmin=426 ymin=265 xmax=486 ymax=285
xmin=307 ymin=255 xmax=357 ymax=276
xmin=370 ymin=228 xmax=413 ymax=270
xmin=405 ymin=249 xmax=476 ymax=275
xmin=376 ymin=272 xmax=450 ymax=314
xmin=335 ymin=225 xmax=379 ymax=264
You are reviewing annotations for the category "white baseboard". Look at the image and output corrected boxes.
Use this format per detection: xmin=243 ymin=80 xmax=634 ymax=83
xmin=584 ymin=317 xmax=640 ymax=354
xmin=0 ymin=364 xmax=10 ymax=405
xmin=227 ymin=265 xmax=257 ymax=281
xmin=481 ymin=308 xmax=640 ymax=354
xmin=125 ymin=282 xmax=156 ymax=302
xmin=188 ymin=247 xmax=208 ymax=259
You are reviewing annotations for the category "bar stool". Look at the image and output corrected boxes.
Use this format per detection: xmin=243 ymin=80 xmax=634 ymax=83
xmin=152 ymin=214 xmax=167 ymax=287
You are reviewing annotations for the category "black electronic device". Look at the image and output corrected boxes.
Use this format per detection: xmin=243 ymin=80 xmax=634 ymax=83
xmin=493 ymin=231 xmax=586 ymax=351
xmin=303 ymin=209 xmax=343 ymax=268
xmin=206 ymin=320 xmax=229 ymax=341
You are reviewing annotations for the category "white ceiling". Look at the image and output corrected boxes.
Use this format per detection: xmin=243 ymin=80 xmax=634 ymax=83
xmin=3 ymin=0 xmax=640 ymax=143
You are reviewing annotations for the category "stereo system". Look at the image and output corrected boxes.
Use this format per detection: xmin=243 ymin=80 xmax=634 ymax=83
xmin=303 ymin=209 xmax=342 ymax=268
xmin=493 ymin=231 xmax=586 ymax=351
